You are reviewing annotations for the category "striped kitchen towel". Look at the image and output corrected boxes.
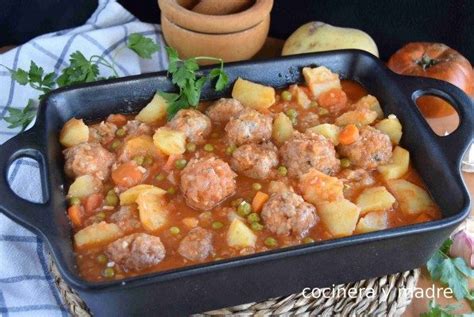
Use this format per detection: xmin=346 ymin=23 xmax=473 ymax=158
xmin=0 ymin=0 xmax=167 ymax=315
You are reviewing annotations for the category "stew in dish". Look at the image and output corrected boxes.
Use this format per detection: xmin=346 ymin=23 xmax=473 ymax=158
xmin=60 ymin=66 xmax=440 ymax=281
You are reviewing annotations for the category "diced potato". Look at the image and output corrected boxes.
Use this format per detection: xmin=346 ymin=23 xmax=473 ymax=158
xmin=119 ymin=184 xmax=166 ymax=205
xmin=74 ymin=221 xmax=122 ymax=249
xmin=377 ymin=146 xmax=409 ymax=180
xmin=298 ymin=169 xmax=344 ymax=205
xmin=354 ymin=95 xmax=384 ymax=119
xmin=355 ymin=186 xmax=396 ymax=215
xmin=302 ymin=66 xmax=341 ymax=98
xmin=375 ymin=115 xmax=402 ymax=144
xmin=318 ymin=199 xmax=360 ymax=237
xmin=153 ymin=127 xmax=186 ymax=155
xmin=355 ymin=211 xmax=388 ymax=234
xmin=335 ymin=108 xmax=378 ymax=126
xmin=67 ymin=175 xmax=102 ymax=198
xmin=137 ymin=189 xmax=168 ymax=231
xmin=272 ymin=112 xmax=294 ymax=144
xmin=307 ymin=123 xmax=341 ymax=145
xmin=120 ymin=135 xmax=162 ymax=160
xmin=226 ymin=218 xmax=257 ymax=248
xmin=290 ymin=84 xmax=311 ymax=109
xmin=231 ymin=77 xmax=276 ymax=111
xmin=60 ymin=118 xmax=89 ymax=147
xmin=136 ymin=93 xmax=169 ymax=124
xmin=386 ymin=179 xmax=437 ymax=216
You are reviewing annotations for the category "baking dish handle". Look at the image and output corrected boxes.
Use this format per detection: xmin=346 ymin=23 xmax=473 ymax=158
xmin=0 ymin=128 xmax=51 ymax=235
xmin=399 ymin=76 xmax=474 ymax=168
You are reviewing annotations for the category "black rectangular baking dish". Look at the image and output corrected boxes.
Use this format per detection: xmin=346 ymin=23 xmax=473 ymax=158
xmin=0 ymin=51 xmax=472 ymax=316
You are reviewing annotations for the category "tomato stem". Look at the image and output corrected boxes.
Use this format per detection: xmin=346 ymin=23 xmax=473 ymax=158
xmin=417 ymin=54 xmax=438 ymax=70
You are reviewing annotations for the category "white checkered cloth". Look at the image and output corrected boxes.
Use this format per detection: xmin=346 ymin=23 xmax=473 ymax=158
xmin=0 ymin=1 xmax=167 ymax=315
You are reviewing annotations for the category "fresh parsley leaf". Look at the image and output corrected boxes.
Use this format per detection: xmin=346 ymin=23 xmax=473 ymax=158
xmin=57 ymin=51 xmax=99 ymax=87
xmin=440 ymin=239 xmax=454 ymax=254
xmin=127 ymin=33 xmax=160 ymax=59
xmin=421 ymin=300 xmax=458 ymax=317
xmin=209 ymin=67 xmax=228 ymax=91
xmin=28 ymin=61 xmax=44 ymax=84
xmin=3 ymin=99 xmax=37 ymax=131
xmin=10 ymin=68 xmax=29 ymax=85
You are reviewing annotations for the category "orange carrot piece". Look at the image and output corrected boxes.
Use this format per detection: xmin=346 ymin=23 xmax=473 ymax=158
xmin=111 ymin=162 xmax=144 ymax=187
xmin=252 ymin=191 xmax=269 ymax=213
xmin=68 ymin=205 xmax=83 ymax=227
xmin=339 ymin=124 xmax=360 ymax=145
xmin=317 ymin=88 xmax=347 ymax=112
xmin=84 ymin=193 xmax=104 ymax=214
xmin=107 ymin=114 xmax=128 ymax=127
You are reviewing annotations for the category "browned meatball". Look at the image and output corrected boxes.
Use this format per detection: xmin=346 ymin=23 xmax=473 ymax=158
xmin=206 ymin=98 xmax=244 ymax=124
xmin=338 ymin=126 xmax=392 ymax=169
xmin=261 ymin=191 xmax=317 ymax=237
xmin=109 ymin=206 xmax=142 ymax=233
xmin=279 ymin=131 xmax=340 ymax=178
xmin=231 ymin=142 xmax=279 ymax=180
xmin=123 ymin=120 xmax=152 ymax=137
xmin=180 ymin=156 xmax=237 ymax=210
xmin=64 ymin=143 xmax=115 ymax=180
xmin=89 ymin=121 xmax=117 ymax=145
xmin=167 ymin=109 xmax=212 ymax=144
xmin=225 ymin=108 xmax=272 ymax=145
xmin=178 ymin=227 xmax=213 ymax=261
xmin=105 ymin=233 xmax=165 ymax=272
xmin=298 ymin=112 xmax=320 ymax=131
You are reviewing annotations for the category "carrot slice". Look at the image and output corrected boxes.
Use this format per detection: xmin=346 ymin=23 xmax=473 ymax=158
xmin=84 ymin=193 xmax=104 ymax=214
xmin=107 ymin=114 xmax=128 ymax=127
xmin=339 ymin=124 xmax=359 ymax=145
xmin=252 ymin=191 xmax=269 ymax=213
xmin=317 ymin=88 xmax=348 ymax=112
xmin=112 ymin=162 xmax=144 ymax=187
xmin=68 ymin=205 xmax=83 ymax=228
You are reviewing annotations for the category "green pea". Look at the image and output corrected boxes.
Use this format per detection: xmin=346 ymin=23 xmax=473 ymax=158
xmin=237 ymin=201 xmax=252 ymax=217
xmin=143 ymin=155 xmax=154 ymax=166
xmin=264 ymin=237 xmax=278 ymax=247
xmin=115 ymin=128 xmax=126 ymax=137
xmin=105 ymin=190 xmax=118 ymax=206
xmin=251 ymin=222 xmax=264 ymax=231
xmin=169 ymin=226 xmax=180 ymax=235
xmin=204 ymin=144 xmax=214 ymax=152
xmin=69 ymin=197 xmax=81 ymax=206
xmin=103 ymin=267 xmax=115 ymax=278
xmin=247 ymin=212 xmax=260 ymax=223
xmin=211 ymin=221 xmax=224 ymax=230
xmin=175 ymin=159 xmax=187 ymax=170
xmin=281 ymin=90 xmax=292 ymax=101
xmin=303 ymin=237 xmax=315 ymax=244
xmin=318 ymin=107 xmax=329 ymax=116
xmin=96 ymin=212 xmax=106 ymax=221
xmin=226 ymin=144 xmax=237 ymax=155
xmin=231 ymin=198 xmax=243 ymax=207
xmin=277 ymin=166 xmax=288 ymax=177
xmin=133 ymin=155 xmax=145 ymax=165
xmin=252 ymin=183 xmax=262 ymax=191
xmin=340 ymin=158 xmax=351 ymax=168
xmin=285 ymin=108 xmax=298 ymax=119
xmin=186 ymin=143 xmax=197 ymax=152
xmin=96 ymin=254 xmax=108 ymax=264
xmin=110 ymin=140 xmax=122 ymax=150
xmin=155 ymin=173 xmax=165 ymax=181
xmin=167 ymin=187 xmax=176 ymax=195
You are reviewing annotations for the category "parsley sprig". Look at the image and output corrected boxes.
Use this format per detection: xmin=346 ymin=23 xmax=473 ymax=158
xmin=3 ymin=99 xmax=37 ymax=130
xmin=420 ymin=300 xmax=472 ymax=317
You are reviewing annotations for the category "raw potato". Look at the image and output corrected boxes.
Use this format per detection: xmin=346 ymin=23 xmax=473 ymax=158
xmin=136 ymin=93 xmax=169 ymax=124
xmin=290 ymin=85 xmax=311 ymax=109
xmin=120 ymin=184 xmax=166 ymax=205
xmin=307 ymin=123 xmax=341 ymax=145
xmin=298 ymin=169 xmax=344 ymax=205
xmin=387 ymin=179 xmax=437 ymax=216
xmin=60 ymin=118 xmax=89 ymax=147
xmin=355 ymin=211 xmax=388 ymax=234
xmin=355 ymin=186 xmax=396 ymax=215
xmin=282 ymin=21 xmax=379 ymax=57
xmin=377 ymin=146 xmax=409 ymax=180
xmin=335 ymin=108 xmax=378 ymax=126
xmin=318 ymin=199 xmax=361 ymax=237
xmin=137 ymin=188 xmax=168 ymax=231
xmin=67 ymin=175 xmax=102 ymax=198
xmin=354 ymin=95 xmax=384 ymax=119
xmin=74 ymin=221 xmax=122 ymax=249
xmin=272 ymin=112 xmax=294 ymax=144
xmin=121 ymin=135 xmax=162 ymax=159
xmin=302 ymin=66 xmax=341 ymax=98
xmin=226 ymin=218 xmax=257 ymax=248
xmin=153 ymin=127 xmax=186 ymax=155
xmin=375 ymin=115 xmax=403 ymax=144
xmin=231 ymin=77 xmax=275 ymax=111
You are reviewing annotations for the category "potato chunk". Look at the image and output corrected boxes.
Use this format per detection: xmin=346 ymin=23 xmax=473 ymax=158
xmin=137 ymin=188 xmax=168 ymax=231
xmin=290 ymin=84 xmax=311 ymax=109
xmin=136 ymin=93 xmax=168 ymax=124
xmin=298 ymin=169 xmax=344 ymax=205
xmin=306 ymin=123 xmax=341 ymax=145
xmin=74 ymin=221 xmax=122 ymax=249
xmin=226 ymin=218 xmax=257 ymax=248
xmin=67 ymin=175 xmax=102 ymax=198
xmin=231 ymin=77 xmax=275 ymax=111
xmin=387 ymin=179 xmax=437 ymax=216
xmin=335 ymin=108 xmax=378 ymax=126
xmin=120 ymin=184 xmax=166 ymax=205
xmin=153 ymin=127 xmax=186 ymax=155
xmin=120 ymin=135 xmax=162 ymax=160
xmin=318 ymin=199 xmax=360 ymax=237
xmin=355 ymin=186 xmax=396 ymax=215
xmin=375 ymin=115 xmax=402 ymax=144
xmin=377 ymin=146 xmax=409 ymax=180
xmin=60 ymin=118 xmax=89 ymax=147
xmin=302 ymin=66 xmax=341 ymax=98
xmin=355 ymin=211 xmax=388 ymax=234
xmin=354 ymin=95 xmax=384 ymax=119
xmin=272 ymin=112 xmax=294 ymax=144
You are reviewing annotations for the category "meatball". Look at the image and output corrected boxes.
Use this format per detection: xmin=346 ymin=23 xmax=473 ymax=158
xmin=167 ymin=109 xmax=212 ymax=144
xmin=225 ymin=108 xmax=272 ymax=145
xmin=261 ymin=191 xmax=317 ymax=237
xmin=180 ymin=156 xmax=237 ymax=210
xmin=64 ymin=143 xmax=115 ymax=180
xmin=105 ymin=233 xmax=165 ymax=272
xmin=338 ymin=126 xmax=392 ymax=169
xmin=231 ymin=142 xmax=279 ymax=180
xmin=298 ymin=112 xmax=320 ymax=131
xmin=109 ymin=206 xmax=142 ymax=233
xmin=123 ymin=120 xmax=152 ymax=137
xmin=89 ymin=121 xmax=117 ymax=145
xmin=178 ymin=227 xmax=213 ymax=262
xmin=206 ymin=98 xmax=244 ymax=124
xmin=279 ymin=131 xmax=340 ymax=178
